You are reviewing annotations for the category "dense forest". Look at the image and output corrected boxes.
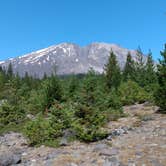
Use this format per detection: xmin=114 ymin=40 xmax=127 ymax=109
xmin=0 ymin=44 xmax=165 ymax=147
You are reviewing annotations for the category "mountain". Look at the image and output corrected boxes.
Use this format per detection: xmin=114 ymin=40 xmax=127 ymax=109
xmin=0 ymin=42 xmax=142 ymax=78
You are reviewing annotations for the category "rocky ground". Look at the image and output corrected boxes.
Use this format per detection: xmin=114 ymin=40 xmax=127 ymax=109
xmin=0 ymin=103 xmax=166 ymax=166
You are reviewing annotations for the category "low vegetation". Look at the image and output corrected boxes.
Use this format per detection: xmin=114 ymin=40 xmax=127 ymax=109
xmin=0 ymin=44 xmax=165 ymax=146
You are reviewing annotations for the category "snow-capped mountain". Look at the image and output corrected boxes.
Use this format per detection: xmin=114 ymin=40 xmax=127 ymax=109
xmin=0 ymin=42 xmax=140 ymax=78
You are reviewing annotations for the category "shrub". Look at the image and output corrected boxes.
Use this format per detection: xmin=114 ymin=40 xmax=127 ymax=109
xmin=24 ymin=116 xmax=53 ymax=146
xmin=103 ymin=89 xmax=122 ymax=110
xmin=42 ymin=76 xmax=63 ymax=105
xmin=48 ymin=102 xmax=73 ymax=137
xmin=0 ymin=102 xmax=25 ymax=126
xmin=26 ymin=76 xmax=63 ymax=114
xmin=118 ymin=80 xmax=150 ymax=105
xmin=72 ymin=103 xmax=108 ymax=142
xmin=24 ymin=102 xmax=74 ymax=145
xmin=72 ymin=120 xmax=107 ymax=142
xmin=25 ymin=89 xmax=47 ymax=114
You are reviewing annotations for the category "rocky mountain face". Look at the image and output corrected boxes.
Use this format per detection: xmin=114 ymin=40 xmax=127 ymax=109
xmin=0 ymin=42 xmax=141 ymax=78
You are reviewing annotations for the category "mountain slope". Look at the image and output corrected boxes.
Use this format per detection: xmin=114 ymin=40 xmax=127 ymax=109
xmin=0 ymin=42 xmax=140 ymax=78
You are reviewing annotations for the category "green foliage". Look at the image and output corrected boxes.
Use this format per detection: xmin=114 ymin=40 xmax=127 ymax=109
xmin=72 ymin=121 xmax=107 ymax=142
xmin=134 ymin=47 xmax=147 ymax=87
xmin=24 ymin=116 xmax=53 ymax=146
xmin=24 ymin=102 xmax=74 ymax=145
xmin=41 ymin=76 xmax=63 ymax=108
xmin=0 ymin=102 xmax=25 ymax=126
xmin=101 ymin=89 xmax=125 ymax=121
xmin=118 ymin=80 xmax=150 ymax=105
xmin=66 ymin=75 xmax=80 ymax=99
xmin=0 ymin=72 xmax=5 ymax=90
xmin=7 ymin=62 xmax=13 ymax=78
xmin=73 ymin=106 xmax=108 ymax=142
xmin=155 ymin=44 xmax=166 ymax=113
xmin=104 ymin=51 xmax=121 ymax=89
xmin=26 ymin=76 xmax=63 ymax=114
xmin=123 ymin=52 xmax=136 ymax=81
xmin=25 ymin=89 xmax=47 ymax=114
xmin=103 ymin=89 xmax=122 ymax=110
xmin=144 ymin=51 xmax=158 ymax=92
xmin=76 ymin=69 xmax=99 ymax=106
xmin=48 ymin=102 xmax=73 ymax=137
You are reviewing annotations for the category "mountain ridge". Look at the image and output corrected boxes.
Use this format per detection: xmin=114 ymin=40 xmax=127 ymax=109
xmin=0 ymin=42 xmax=142 ymax=78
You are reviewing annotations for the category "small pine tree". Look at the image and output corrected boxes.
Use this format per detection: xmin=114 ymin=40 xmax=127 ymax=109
xmin=104 ymin=51 xmax=121 ymax=89
xmin=0 ymin=65 xmax=3 ymax=73
xmin=0 ymin=66 xmax=6 ymax=90
xmin=42 ymin=75 xmax=63 ymax=108
xmin=24 ymin=72 xmax=30 ymax=85
xmin=155 ymin=44 xmax=166 ymax=113
xmin=7 ymin=62 xmax=13 ymax=78
xmin=43 ymin=72 xmax=47 ymax=80
xmin=135 ymin=47 xmax=146 ymax=87
xmin=68 ymin=75 xmax=79 ymax=98
xmin=123 ymin=52 xmax=135 ymax=81
xmin=77 ymin=69 xmax=97 ymax=106
xmin=144 ymin=50 xmax=157 ymax=92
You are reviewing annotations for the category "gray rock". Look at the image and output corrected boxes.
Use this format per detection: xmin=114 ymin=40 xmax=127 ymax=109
xmin=93 ymin=144 xmax=108 ymax=152
xmin=111 ymin=128 xmax=126 ymax=137
xmin=107 ymin=135 xmax=112 ymax=141
xmin=135 ymin=151 xmax=143 ymax=156
xmin=129 ymin=106 xmax=139 ymax=111
xmin=141 ymin=115 xmax=154 ymax=121
xmin=59 ymin=137 xmax=68 ymax=146
xmin=150 ymin=159 xmax=163 ymax=166
xmin=142 ymin=101 xmax=151 ymax=106
xmin=121 ymin=126 xmax=129 ymax=133
xmin=69 ymin=163 xmax=78 ymax=166
xmin=0 ymin=152 xmax=21 ymax=166
xmin=26 ymin=114 xmax=35 ymax=120
xmin=63 ymin=129 xmax=76 ymax=138
xmin=103 ymin=157 xmax=119 ymax=166
xmin=128 ymin=163 xmax=136 ymax=166
xmin=99 ymin=148 xmax=119 ymax=156
xmin=0 ymin=132 xmax=27 ymax=148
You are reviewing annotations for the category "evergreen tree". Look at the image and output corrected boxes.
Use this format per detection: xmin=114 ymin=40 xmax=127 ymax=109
xmin=67 ymin=75 xmax=79 ymax=98
xmin=0 ymin=65 xmax=3 ymax=73
xmin=123 ymin=52 xmax=135 ymax=81
xmin=76 ymin=69 xmax=98 ymax=107
xmin=13 ymin=72 xmax=21 ymax=89
xmin=43 ymin=72 xmax=47 ymax=80
xmin=155 ymin=44 xmax=166 ymax=113
xmin=42 ymin=75 xmax=62 ymax=108
xmin=104 ymin=51 xmax=121 ymax=89
xmin=7 ymin=62 xmax=13 ymax=78
xmin=144 ymin=50 xmax=157 ymax=91
xmin=135 ymin=47 xmax=146 ymax=87
xmin=0 ymin=66 xmax=5 ymax=87
xmin=0 ymin=72 xmax=5 ymax=91
xmin=24 ymin=72 xmax=30 ymax=83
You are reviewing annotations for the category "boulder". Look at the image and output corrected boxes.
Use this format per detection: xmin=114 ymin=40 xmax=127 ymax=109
xmin=0 ymin=152 xmax=21 ymax=166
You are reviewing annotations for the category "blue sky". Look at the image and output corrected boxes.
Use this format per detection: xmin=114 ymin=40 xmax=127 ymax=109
xmin=0 ymin=0 xmax=165 ymax=61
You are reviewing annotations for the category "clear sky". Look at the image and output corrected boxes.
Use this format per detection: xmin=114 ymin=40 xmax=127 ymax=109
xmin=0 ymin=0 xmax=165 ymax=61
